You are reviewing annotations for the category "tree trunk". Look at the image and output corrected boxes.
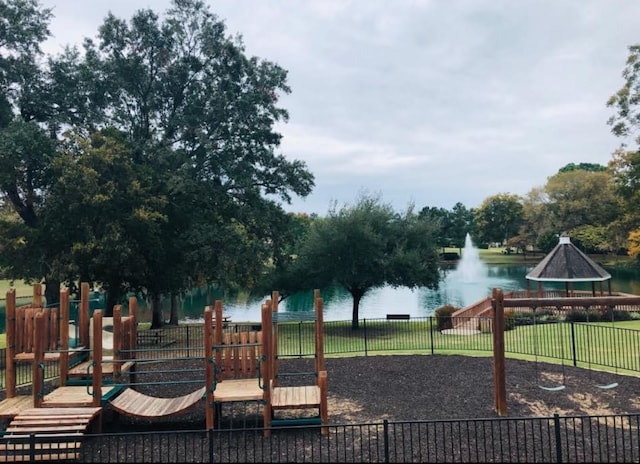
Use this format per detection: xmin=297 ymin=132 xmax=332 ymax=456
xmin=44 ymin=278 xmax=60 ymax=308
xmin=105 ymin=286 xmax=122 ymax=318
xmin=169 ymin=293 xmax=179 ymax=325
xmin=151 ymin=293 xmax=164 ymax=329
xmin=351 ymin=289 xmax=365 ymax=330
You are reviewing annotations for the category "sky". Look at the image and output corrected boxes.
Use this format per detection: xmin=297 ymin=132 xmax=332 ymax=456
xmin=38 ymin=0 xmax=640 ymax=215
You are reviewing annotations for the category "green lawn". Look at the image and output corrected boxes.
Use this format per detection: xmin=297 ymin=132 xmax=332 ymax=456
xmin=0 ymin=279 xmax=35 ymax=299
xmin=275 ymin=319 xmax=638 ymax=376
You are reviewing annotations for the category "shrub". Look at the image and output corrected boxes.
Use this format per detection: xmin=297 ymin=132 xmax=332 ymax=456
xmin=435 ymin=305 xmax=457 ymax=331
xmin=504 ymin=310 xmax=517 ymax=331
xmin=565 ymin=309 xmax=602 ymax=323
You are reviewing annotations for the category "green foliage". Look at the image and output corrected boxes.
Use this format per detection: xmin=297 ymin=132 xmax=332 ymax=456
xmin=288 ymin=192 xmax=441 ymax=329
xmin=435 ymin=305 xmax=457 ymax=331
xmin=0 ymin=0 xmax=315 ymax=325
xmin=474 ymin=193 xmax=523 ymax=245
xmin=505 ymin=309 xmax=559 ymax=329
xmin=565 ymin=309 xmax=604 ymax=323
xmin=558 ymin=163 xmax=607 ymax=173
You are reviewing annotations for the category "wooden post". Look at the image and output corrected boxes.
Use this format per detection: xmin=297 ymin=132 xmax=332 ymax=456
xmin=80 ymin=282 xmax=90 ymax=348
xmin=92 ymin=310 xmax=103 ymax=407
xmin=128 ymin=296 xmax=137 ymax=384
xmin=271 ymin=291 xmax=279 ymax=386
xmin=204 ymin=306 xmax=214 ymax=430
xmin=59 ymin=288 xmax=70 ymax=385
xmin=318 ymin=370 xmax=329 ymax=435
xmin=492 ymin=288 xmax=507 ymax=416
xmin=32 ymin=283 xmax=43 ymax=308
xmin=261 ymin=300 xmax=272 ymax=437
xmin=315 ymin=293 xmax=325 ymax=374
xmin=6 ymin=289 xmax=16 ymax=398
xmin=113 ymin=305 xmax=122 ymax=381
xmin=214 ymin=301 xmax=224 ymax=383
xmin=33 ymin=312 xmax=44 ymax=408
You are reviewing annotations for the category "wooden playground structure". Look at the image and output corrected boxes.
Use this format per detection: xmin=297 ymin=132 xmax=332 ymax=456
xmin=0 ymin=283 xmax=136 ymax=461
xmin=0 ymin=283 xmax=330 ymax=459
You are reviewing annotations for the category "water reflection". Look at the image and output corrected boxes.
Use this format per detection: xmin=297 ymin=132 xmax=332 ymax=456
xmin=162 ymin=263 xmax=639 ymax=324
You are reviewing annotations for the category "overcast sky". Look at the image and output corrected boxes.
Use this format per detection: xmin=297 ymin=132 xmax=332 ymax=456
xmin=38 ymin=0 xmax=640 ymax=215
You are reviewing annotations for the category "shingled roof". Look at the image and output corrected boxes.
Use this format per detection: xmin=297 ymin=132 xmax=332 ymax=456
xmin=526 ymin=235 xmax=611 ymax=282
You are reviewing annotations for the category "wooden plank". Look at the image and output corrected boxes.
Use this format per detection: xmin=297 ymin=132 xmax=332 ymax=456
xmin=14 ymin=407 xmax=101 ymax=416
xmin=6 ymin=425 xmax=86 ymax=433
xmin=271 ymin=386 xmax=321 ymax=409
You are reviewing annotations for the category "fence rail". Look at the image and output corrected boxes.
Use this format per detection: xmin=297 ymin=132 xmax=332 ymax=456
xmin=0 ymin=413 xmax=630 ymax=463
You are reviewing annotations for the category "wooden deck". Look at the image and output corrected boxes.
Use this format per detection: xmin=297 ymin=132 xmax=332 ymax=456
xmin=0 ymin=407 xmax=101 ymax=462
xmin=211 ymin=378 xmax=264 ymax=402
xmin=67 ymin=359 xmax=135 ymax=378
xmin=271 ymin=385 xmax=321 ymax=409
xmin=42 ymin=386 xmax=118 ymax=408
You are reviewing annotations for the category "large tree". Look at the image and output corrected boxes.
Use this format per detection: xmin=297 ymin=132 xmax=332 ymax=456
xmin=0 ymin=0 xmax=314 ymax=324
xmin=290 ymin=194 xmax=441 ymax=330
xmin=474 ymin=193 xmax=523 ymax=246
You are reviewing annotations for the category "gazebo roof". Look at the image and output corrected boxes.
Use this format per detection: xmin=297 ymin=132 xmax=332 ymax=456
xmin=526 ymin=235 xmax=611 ymax=283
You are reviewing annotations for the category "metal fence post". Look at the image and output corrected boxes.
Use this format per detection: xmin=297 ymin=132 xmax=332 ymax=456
xmin=363 ymin=319 xmax=368 ymax=356
xmin=298 ymin=321 xmax=303 ymax=358
xmin=570 ymin=322 xmax=577 ymax=367
xmin=208 ymin=429 xmax=214 ymax=463
xmin=383 ymin=419 xmax=390 ymax=463
xmin=429 ymin=317 xmax=434 ymax=355
xmin=554 ymin=413 xmax=563 ymax=463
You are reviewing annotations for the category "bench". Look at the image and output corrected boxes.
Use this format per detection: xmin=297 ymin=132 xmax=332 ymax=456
xmin=136 ymin=329 xmax=165 ymax=345
xmin=386 ymin=314 xmax=410 ymax=320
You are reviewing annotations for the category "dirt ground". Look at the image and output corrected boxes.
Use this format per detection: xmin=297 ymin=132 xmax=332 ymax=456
xmin=101 ymin=354 xmax=640 ymax=432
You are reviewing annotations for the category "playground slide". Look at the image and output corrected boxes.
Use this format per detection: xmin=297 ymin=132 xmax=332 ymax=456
xmin=89 ymin=317 xmax=115 ymax=355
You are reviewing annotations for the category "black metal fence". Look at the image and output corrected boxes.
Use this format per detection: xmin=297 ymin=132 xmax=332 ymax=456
xmin=2 ymin=316 xmax=639 ymax=389
xmin=2 ymin=413 xmax=638 ymax=462
xmin=2 ymin=317 xmax=640 ymax=462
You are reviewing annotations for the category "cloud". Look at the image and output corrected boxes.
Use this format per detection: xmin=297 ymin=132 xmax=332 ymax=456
xmin=38 ymin=0 xmax=640 ymax=215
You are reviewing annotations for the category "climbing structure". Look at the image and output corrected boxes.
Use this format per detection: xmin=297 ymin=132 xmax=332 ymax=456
xmin=266 ymin=290 xmax=329 ymax=434
xmin=66 ymin=283 xmax=136 ymax=386
xmin=0 ymin=285 xmax=114 ymax=462
xmin=0 ymin=285 xmax=85 ymax=421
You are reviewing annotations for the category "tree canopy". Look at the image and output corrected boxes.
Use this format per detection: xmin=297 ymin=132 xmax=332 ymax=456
xmin=0 ymin=0 xmax=314 ymax=324
xmin=288 ymin=194 xmax=441 ymax=329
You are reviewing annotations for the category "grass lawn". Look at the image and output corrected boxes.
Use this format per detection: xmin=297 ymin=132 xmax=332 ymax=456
xmin=0 ymin=279 xmax=36 ymax=299
xmin=445 ymin=245 xmax=635 ymax=267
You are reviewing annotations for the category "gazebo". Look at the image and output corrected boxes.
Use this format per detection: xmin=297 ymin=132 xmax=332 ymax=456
xmin=525 ymin=235 xmax=612 ymax=297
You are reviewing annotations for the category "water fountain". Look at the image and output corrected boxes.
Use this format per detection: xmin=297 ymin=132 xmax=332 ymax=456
xmin=435 ymin=233 xmax=491 ymax=308
xmin=455 ymin=233 xmax=487 ymax=283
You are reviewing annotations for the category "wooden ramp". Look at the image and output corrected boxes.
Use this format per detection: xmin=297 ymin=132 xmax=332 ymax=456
xmin=0 ymin=407 xmax=101 ymax=462
xmin=109 ymin=387 xmax=206 ymax=419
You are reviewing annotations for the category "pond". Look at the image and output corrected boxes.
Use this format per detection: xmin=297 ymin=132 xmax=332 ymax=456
xmin=2 ymin=262 xmax=639 ymax=329
xmin=136 ymin=262 xmax=640 ymax=324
